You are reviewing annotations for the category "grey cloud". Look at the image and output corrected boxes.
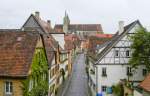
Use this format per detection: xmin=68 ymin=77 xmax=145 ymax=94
xmin=0 ymin=0 xmax=150 ymax=33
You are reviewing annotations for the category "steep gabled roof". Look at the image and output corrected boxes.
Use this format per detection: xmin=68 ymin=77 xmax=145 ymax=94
xmin=22 ymin=14 xmax=52 ymax=33
xmin=43 ymin=34 xmax=58 ymax=67
xmin=139 ymin=74 xmax=150 ymax=93
xmin=95 ymin=20 xmax=142 ymax=64
xmin=0 ymin=30 xmax=39 ymax=78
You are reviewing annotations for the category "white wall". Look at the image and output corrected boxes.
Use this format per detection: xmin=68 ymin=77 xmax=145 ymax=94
xmin=51 ymin=34 xmax=65 ymax=49
xmin=97 ymin=65 xmax=145 ymax=93
xmin=96 ymin=23 xmax=145 ymax=94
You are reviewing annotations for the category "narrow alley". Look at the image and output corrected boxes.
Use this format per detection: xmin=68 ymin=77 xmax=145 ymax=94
xmin=63 ymin=53 xmax=89 ymax=96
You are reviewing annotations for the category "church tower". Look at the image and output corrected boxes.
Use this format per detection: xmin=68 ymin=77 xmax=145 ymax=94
xmin=63 ymin=11 xmax=70 ymax=33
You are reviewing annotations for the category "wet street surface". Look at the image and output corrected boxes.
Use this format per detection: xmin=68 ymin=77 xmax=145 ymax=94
xmin=64 ymin=54 xmax=89 ymax=96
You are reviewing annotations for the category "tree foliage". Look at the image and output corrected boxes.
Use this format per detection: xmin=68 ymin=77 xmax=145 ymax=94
xmin=22 ymin=48 xmax=49 ymax=96
xmin=112 ymin=83 xmax=124 ymax=96
xmin=129 ymin=28 xmax=150 ymax=71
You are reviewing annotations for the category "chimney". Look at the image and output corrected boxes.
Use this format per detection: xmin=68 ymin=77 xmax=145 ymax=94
xmin=47 ymin=20 xmax=51 ymax=28
xmin=119 ymin=21 xmax=124 ymax=34
xmin=35 ymin=11 xmax=40 ymax=19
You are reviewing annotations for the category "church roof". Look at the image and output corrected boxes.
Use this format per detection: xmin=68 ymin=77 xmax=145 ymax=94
xmin=54 ymin=24 xmax=103 ymax=33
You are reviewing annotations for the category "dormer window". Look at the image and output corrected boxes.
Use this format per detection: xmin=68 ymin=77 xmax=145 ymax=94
xmin=115 ymin=50 xmax=119 ymax=57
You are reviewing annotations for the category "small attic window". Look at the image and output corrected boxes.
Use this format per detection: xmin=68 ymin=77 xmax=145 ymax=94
xmin=17 ymin=37 xmax=22 ymax=41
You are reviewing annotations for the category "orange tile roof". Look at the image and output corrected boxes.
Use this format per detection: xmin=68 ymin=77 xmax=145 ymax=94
xmin=94 ymin=34 xmax=113 ymax=38
xmin=139 ymin=74 xmax=150 ymax=92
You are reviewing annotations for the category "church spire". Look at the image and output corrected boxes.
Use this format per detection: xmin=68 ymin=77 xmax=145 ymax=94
xmin=63 ymin=11 xmax=70 ymax=33
xmin=65 ymin=10 xmax=67 ymax=17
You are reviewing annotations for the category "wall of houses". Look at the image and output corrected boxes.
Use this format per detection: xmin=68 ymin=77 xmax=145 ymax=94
xmin=0 ymin=79 xmax=23 ymax=96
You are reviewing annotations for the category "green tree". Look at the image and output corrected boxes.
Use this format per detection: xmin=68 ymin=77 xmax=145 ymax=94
xmin=129 ymin=28 xmax=150 ymax=71
xmin=112 ymin=83 xmax=124 ymax=96
xmin=22 ymin=48 xmax=48 ymax=96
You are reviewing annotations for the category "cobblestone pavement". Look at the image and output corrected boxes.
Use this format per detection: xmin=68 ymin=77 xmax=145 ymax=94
xmin=63 ymin=53 xmax=89 ymax=96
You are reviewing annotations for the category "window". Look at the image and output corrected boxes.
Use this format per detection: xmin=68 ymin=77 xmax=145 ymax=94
xmin=102 ymin=67 xmax=107 ymax=77
xmin=143 ymin=69 xmax=147 ymax=76
xmin=126 ymin=50 xmax=130 ymax=57
xmin=127 ymin=67 xmax=132 ymax=76
xmin=5 ymin=81 xmax=12 ymax=94
xmin=115 ymin=50 xmax=119 ymax=57
xmin=102 ymin=86 xmax=107 ymax=92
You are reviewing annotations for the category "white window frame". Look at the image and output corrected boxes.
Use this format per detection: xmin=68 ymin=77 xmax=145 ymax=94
xmin=5 ymin=81 xmax=13 ymax=95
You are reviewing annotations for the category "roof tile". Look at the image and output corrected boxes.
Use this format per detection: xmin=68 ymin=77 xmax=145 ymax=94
xmin=0 ymin=30 xmax=39 ymax=77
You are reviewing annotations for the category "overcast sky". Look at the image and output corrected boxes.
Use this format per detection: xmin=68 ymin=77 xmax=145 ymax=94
xmin=0 ymin=0 xmax=150 ymax=33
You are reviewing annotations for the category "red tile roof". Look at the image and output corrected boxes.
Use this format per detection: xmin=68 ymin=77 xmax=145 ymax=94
xmin=0 ymin=30 xmax=39 ymax=78
xmin=64 ymin=34 xmax=79 ymax=50
xmin=139 ymin=74 xmax=150 ymax=92
xmin=94 ymin=34 xmax=113 ymax=38
xmin=87 ymin=34 xmax=113 ymax=53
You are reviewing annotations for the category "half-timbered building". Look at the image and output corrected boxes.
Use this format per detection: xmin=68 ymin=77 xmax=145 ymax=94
xmin=88 ymin=20 xmax=146 ymax=96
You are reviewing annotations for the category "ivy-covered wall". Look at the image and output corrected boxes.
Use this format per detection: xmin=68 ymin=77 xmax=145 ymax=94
xmin=22 ymin=48 xmax=49 ymax=96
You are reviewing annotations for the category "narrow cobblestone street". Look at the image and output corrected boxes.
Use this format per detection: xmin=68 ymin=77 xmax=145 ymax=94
xmin=62 ymin=53 xmax=89 ymax=96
